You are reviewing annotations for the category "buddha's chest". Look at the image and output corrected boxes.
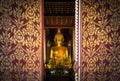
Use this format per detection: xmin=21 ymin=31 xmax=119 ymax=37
xmin=52 ymin=47 xmax=66 ymax=58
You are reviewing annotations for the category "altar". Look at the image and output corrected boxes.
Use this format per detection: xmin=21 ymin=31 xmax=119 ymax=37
xmin=44 ymin=68 xmax=74 ymax=81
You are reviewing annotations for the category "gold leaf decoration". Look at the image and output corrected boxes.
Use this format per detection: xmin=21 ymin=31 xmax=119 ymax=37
xmin=81 ymin=0 xmax=120 ymax=81
xmin=0 ymin=0 xmax=43 ymax=81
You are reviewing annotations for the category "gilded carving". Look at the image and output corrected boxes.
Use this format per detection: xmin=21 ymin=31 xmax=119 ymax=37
xmin=0 ymin=0 xmax=43 ymax=80
xmin=81 ymin=0 xmax=120 ymax=81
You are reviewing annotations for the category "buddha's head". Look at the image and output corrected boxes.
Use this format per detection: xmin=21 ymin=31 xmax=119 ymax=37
xmin=54 ymin=28 xmax=64 ymax=46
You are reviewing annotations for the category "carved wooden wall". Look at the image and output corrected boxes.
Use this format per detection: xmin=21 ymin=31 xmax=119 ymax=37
xmin=0 ymin=0 xmax=43 ymax=81
xmin=81 ymin=0 xmax=120 ymax=81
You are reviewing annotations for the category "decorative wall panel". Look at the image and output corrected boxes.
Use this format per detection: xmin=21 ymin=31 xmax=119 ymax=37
xmin=81 ymin=0 xmax=120 ymax=81
xmin=0 ymin=0 xmax=43 ymax=81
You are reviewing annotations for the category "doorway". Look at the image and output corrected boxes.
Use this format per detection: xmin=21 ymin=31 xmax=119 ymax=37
xmin=44 ymin=0 xmax=76 ymax=81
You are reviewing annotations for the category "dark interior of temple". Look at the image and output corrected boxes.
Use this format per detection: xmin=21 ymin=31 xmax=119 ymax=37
xmin=44 ymin=0 xmax=75 ymax=81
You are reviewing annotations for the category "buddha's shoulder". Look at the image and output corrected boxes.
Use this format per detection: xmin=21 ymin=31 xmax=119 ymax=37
xmin=61 ymin=46 xmax=67 ymax=49
xmin=51 ymin=46 xmax=56 ymax=50
xmin=51 ymin=46 xmax=67 ymax=49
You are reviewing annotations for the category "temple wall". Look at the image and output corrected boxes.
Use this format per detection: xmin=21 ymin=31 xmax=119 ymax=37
xmin=0 ymin=0 xmax=43 ymax=81
xmin=81 ymin=0 xmax=120 ymax=81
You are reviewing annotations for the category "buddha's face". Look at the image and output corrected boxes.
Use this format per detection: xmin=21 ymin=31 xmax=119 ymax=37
xmin=54 ymin=33 xmax=64 ymax=45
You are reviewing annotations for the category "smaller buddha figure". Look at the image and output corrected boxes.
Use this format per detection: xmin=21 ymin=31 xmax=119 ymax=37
xmin=47 ymin=28 xmax=72 ymax=69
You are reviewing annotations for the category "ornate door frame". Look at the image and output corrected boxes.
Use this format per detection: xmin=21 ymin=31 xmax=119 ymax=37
xmin=75 ymin=0 xmax=81 ymax=81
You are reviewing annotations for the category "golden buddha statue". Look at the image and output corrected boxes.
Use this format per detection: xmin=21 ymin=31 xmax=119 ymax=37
xmin=47 ymin=28 xmax=72 ymax=69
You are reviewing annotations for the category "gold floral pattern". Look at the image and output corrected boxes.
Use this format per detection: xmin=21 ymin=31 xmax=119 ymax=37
xmin=0 ymin=0 xmax=43 ymax=81
xmin=81 ymin=0 xmax=120 ymax=81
